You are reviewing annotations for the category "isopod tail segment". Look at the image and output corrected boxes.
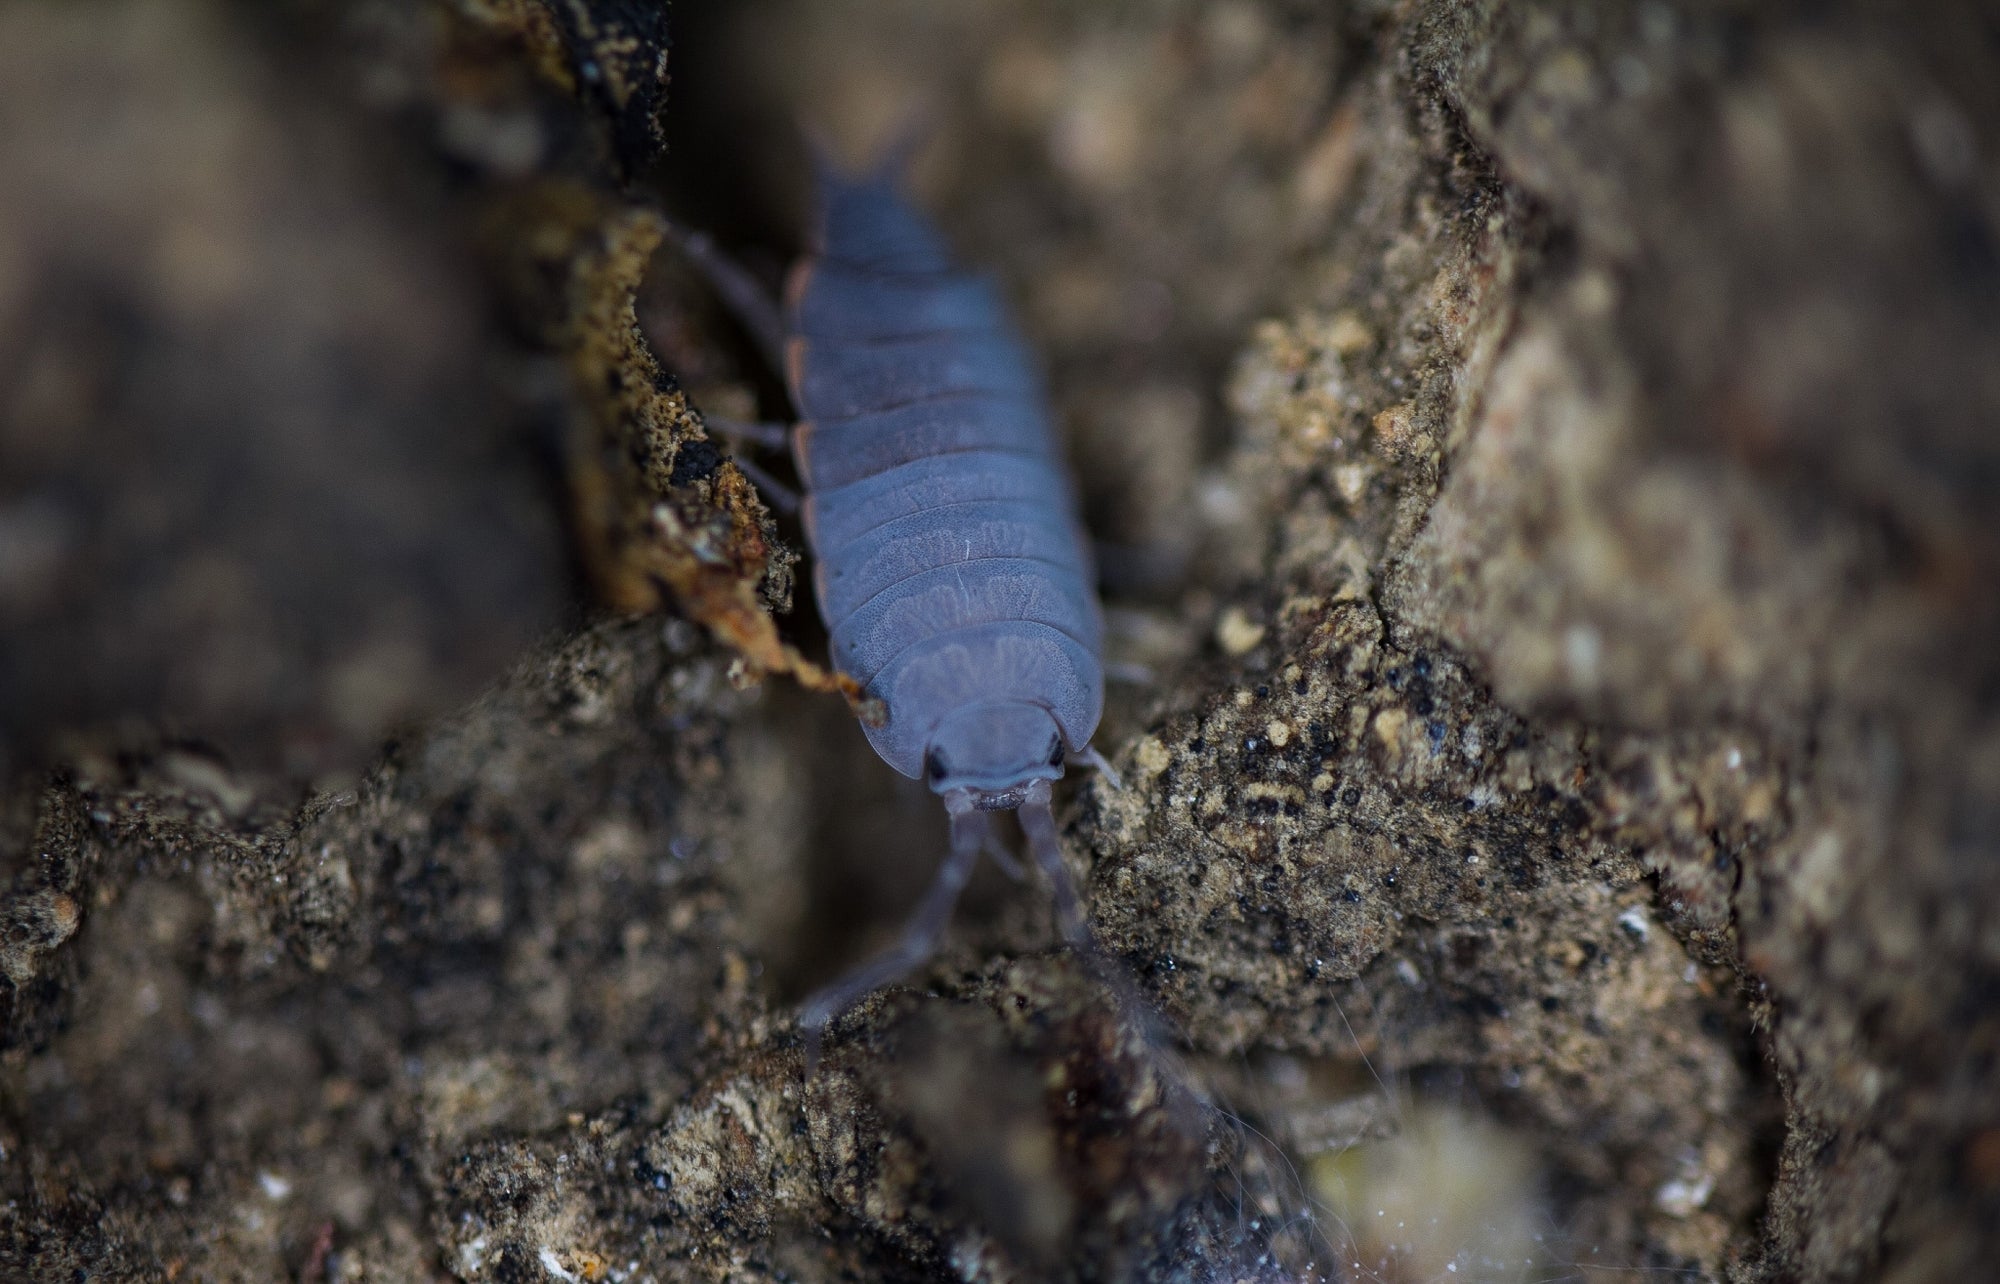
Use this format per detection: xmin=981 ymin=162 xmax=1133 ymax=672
xmin=797 ymin=101 xmax=934 ymax=197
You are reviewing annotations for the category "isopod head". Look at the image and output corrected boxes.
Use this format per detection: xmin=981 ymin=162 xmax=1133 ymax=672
xmin=924 ymin=700 xmax=1065 ymax=806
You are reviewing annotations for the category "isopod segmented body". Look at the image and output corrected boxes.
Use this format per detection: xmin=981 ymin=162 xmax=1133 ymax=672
xmin=788 ymin=162 xmax=1104 ymax=791
xmin=765 ymin=150 xmax=1113 ymax=1040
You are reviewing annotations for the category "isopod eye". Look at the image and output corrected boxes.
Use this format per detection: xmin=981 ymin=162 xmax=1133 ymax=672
xmin=1047 ymin=740 xmax=1064 ymax=767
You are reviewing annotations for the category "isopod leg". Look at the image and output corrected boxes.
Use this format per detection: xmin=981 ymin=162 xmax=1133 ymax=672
xmin=726 ymin=451 xmax=801 ymax=515
xmin=703 ymin=416 xmax=793 ymax=452
xmin=799 ymin=806 xmax=985 ymax=1070
xmin=701 ymin=416 xmax=798 ymax=511
xmin=664 ymin=224 xmax=787 ymax=369
xmin=1073 ymin=743 xmax=1124 ymax=791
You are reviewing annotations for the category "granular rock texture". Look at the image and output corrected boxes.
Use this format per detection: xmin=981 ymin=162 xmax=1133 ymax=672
xmin=3 ymin=1 xmax=1996 ymax=1281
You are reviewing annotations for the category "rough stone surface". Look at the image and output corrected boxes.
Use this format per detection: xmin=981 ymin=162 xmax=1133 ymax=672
xmin=4 ymin=1 xmax=1996 ymax=1282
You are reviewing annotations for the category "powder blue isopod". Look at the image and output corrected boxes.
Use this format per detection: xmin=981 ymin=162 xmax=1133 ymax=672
xmin=680 ymin=142 xmax=1120 ymax=1049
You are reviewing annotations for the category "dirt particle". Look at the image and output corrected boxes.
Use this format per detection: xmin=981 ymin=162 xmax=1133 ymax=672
xmin=1216 ymin=606 xmax=1267 ymax=656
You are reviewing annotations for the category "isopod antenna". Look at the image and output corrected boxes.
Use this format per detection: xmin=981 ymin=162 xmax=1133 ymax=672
xmin=799 ymin=801 xmax=996 ymax=1071
xmin=1019 ymin=781 xmax=1207 ymax=1121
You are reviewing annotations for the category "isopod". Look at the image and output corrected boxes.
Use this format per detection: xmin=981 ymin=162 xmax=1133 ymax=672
xmin=680 ymin=140 xmax=1117 ymax=1048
